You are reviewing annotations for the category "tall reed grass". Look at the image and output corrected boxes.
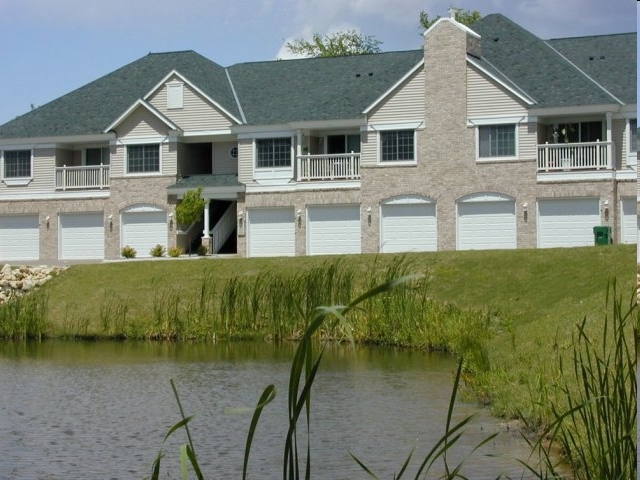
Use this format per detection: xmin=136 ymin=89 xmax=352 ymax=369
xmin=0 ymin=291 xmax=49 ymax=339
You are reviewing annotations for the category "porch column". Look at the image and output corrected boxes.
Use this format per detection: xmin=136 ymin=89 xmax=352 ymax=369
xmin=202 ymin=199 xmax=211 ymax=238
xmin=606 ymin=112 xmax=613 ymax=168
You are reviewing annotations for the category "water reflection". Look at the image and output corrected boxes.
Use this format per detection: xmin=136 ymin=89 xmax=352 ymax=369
xmin=0 ymin=340 xmax=542 ymax=479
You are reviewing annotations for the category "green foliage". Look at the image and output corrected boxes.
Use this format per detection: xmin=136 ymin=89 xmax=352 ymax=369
xmin=420 ymin=7 xmax=482 ymax=30
xmin=0 ymin=291 xmax=49 ymax=339
xmin=150 ymin=244 xmax=166 ymax=257
xmin=168 ymin=246 xmax=184 ymax=258
xmin=121 ymin=245 xmax=136 ymax=259
xmin=175 ymin=187 xmax=204 ymax=228
xmin=195 ymin=244 xmax=208 ymax=256
xmin=285 ymin=30 xmax=382 ymax=58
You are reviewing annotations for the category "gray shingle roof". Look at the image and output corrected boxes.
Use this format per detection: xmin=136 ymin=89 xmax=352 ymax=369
xmin=470 ymin=14 xmax=634 ymax=108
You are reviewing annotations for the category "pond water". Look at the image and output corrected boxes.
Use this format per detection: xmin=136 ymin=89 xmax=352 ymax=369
xmin=0 ymin=341 xmax=545 ymax=479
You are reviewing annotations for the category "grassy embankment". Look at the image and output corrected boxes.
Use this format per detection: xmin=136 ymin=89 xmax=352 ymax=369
xmin=0 ymin=245 xmax=636 ymax=438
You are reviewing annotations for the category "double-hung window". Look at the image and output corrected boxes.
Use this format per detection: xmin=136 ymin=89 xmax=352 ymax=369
xmin=380 ymin=130 xmax=414 ymax=162
xmin=86 ymin=147 xmax=110 ymax=166
xmin=3 ymin=150 xmax=31 ymax=178
xmin=256 ymin=138 xmax=292 ymax=168
xmin=478 ymin=124 xmax=516 ymax=158
xmin=630 ymin=119 xmax=637 ymax=153
xmin=127 ymin=144 xmax=160 ymax=173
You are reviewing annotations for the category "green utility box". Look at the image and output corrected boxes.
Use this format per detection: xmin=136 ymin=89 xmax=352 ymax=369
xmin=593 ymin=226 xmax=612 ymax=245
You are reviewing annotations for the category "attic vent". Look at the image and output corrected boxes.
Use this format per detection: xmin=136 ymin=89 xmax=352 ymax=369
xmin=167 ymin=82 xmax=184 ymax=109
xmin=368 ymin=72 xmax=373 ymax=76
xmin=355 ymin=73 xmax=361 ymax=77
xmin=493 ymin=37 xmax=499 ymax=42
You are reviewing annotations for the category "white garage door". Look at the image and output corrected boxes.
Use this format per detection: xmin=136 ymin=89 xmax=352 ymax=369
xmin=59 ymin=213 xmax=105 ymax=260
xmin=248 ymin=208 xmax=295 ymax=257
xmin=121 ymin=206 xmax=168 ymax=258
xmin=381 ymin=202 xmax=437 ymax=253
xmin=457 ymin=194 xmax=516 ymax=250
xmin=308 ymin=205 xmax=361 ymax=255
xmin=537 ymin=198 xmax=600 ymax=248
xmin=0 ymin=215 xmax=40 ymax=261
xmin=620 ymin=197 xmax=637 ymax=244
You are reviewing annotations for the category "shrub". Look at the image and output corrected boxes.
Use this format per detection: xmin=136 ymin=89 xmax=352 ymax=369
xmin=150 ymin=244 xmax=166 ymax=257
xmin=168 ymin=246 xmax=183 ymax=258
xmin=121 ymin=245 xmax=136 ymax=259
xmin=196 ymin=244 xmax=208 ymax=256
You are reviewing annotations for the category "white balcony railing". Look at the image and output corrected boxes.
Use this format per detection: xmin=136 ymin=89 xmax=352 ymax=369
xmin=297 ymin=153 xmax=360 ymax=181
xmin=55 ymin=165 xmax=110 ymax=190
xmin=537 ymin=141 xmax=613 ymax=172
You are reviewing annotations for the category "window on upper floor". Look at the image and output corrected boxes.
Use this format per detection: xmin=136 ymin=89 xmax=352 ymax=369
xmin=630 ymin=119 xmax=637 ymax=153
xmin=478 ymin=124 xmax=516 ymax=158
xmin=380 ymin=130 xmax=414 ymax=162
xmin=327 ymin=134 xmax=361 ymax=154
xmin=3 ymin=150 xmax=31 ymax=177
xmin=256 ymin=137 xmax=292 ymax=168
xmin=86 ymin=147 xmax=110 ymax=166
xmin=127 ymin=144 xmax=160 ymax=173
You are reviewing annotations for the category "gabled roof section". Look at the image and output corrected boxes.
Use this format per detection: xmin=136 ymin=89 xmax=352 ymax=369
xmin=547 ymin=33 xmax=636 ymax=105
xmin=470 ymin=14 xmax=632 ymax=108
xmin=0 ymin=51 xmax=240 ymax=140
xmin=103 ymin=99 xmax=180 ymax=133
xmin=226 ymin=50 xmax=424 ymax=125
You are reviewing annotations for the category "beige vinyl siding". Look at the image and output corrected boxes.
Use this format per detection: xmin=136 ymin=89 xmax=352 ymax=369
xmin=213 ymin=142 xmax=238 ymax=175
xmin=110 ymin=142 xmax=176 ymax=177
xmin=467 ymin=66 xmax=526 ymax=117
xmin=611 ymin=119 xmax=624 ymax=169
xmin=0 ymin=148 xmax=55 ymax=195
xmin=237 ymin=139 xmax=254 ymax=184
xmin=359 ymin=131 xmax=378 ymax=167
xmin=367 ymin=69 xmax=425 ymax=124
xmin=518 ymin=122 xmax=537 ymax=160
xmin=116 ymin=106 xmax=170 ymax=139
xmin=148 ymin=76 xmax=235 ymax=132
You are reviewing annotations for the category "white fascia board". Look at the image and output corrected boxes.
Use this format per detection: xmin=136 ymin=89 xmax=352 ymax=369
xmin=362 ymin=59 xmax=424 ymax=115
xmin=0 ymin=133 xmax=115 ymax=148
xmin=366 ymin=121 xmax=425 ymax=131
xmin=423 ymin=17 xmax=480 ymax=40
xmin=467 ymin=115 xmax=528 ymax=126
xmin=467 ymin=56 xmax=536 ymax=106
xmin=235 ymin=126 xmax=294 ymax=139
xmin=288 ymin=118 xmax=364 ymax=130
xmin=143 ymin=69 xmax=244 ymax=125
xmin=103 ymin=99 xmax=181 ymax=133
xmin=529 ymin=104 xmax=622 ymax=117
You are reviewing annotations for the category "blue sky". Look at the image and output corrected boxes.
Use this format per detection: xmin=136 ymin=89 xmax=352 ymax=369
xmin=0 ymin=0 xmax=636 ymax=126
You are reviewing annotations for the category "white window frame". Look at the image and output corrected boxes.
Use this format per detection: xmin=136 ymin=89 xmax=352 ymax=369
xmin=372 ymin=123 xmax=420 ymax=166
xmin=167 ymin=81 xmax=184 ymax=109
xmin=125 ymin=143 xmax=162 ymax=175
xmin=254 ymin=137 xmax=293 ymax=169
xmin=1 ymin=148 xmax=33 ymax=186
xmin=475 ymin=123 xmax=518 ymax=162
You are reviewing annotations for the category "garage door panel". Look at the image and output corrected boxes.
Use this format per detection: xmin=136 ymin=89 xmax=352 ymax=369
xmin=60 ymin=213 xmax=105 ymax=260
xmin=620 ymin=198 xmax=637 ymax=245
xmin=308 ymin=205 xmax=360 ymax=255
xmin=248 ymin=208 xmax=295 ymax=257
xmin=0 ymin=215 xmax=40 ymax=261
xmin=122 ymin=211 xmax=168 ymax=258
xmin=538 ymin=198 xmax=600 ymax=248
xmin=457 ymin=201 xmax=516 ymax=250
xmin=381 ymin=204 xmax=437 ymax=253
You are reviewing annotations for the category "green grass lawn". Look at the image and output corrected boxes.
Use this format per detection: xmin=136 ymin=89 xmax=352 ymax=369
xmin=32 ymin=244 xmax=637 ymax=426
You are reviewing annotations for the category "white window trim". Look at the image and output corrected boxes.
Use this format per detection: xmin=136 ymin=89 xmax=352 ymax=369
xmin=125 ymin=143 xmax=162 ymax=176
xmin=1 ymin=148 xmax=34 ymax=185
xmin=475 ymin=123 xmax=519 ymax=162
xmin=376 ymin=129 xmax=418 ymax=166
xmin=166 ymin=81 xmax=184 ymax=110
xmin=253 ymin=136 xmax=294 ymax=170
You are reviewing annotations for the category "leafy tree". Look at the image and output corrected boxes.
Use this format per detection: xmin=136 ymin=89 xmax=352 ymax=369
xmin=285 ymin=30 xmax=382 ymax=58
xmin=175 ymin=187 xmax=205 ymax=227
xmin=420 ymin=7 xmax=482 ymax=30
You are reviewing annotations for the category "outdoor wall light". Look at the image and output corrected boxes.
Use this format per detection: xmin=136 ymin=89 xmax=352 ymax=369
xmin=296 ymin=209 xmax=302 ymax=228
xmin=168 ymin=213 xmax=174 ymax=231
xmin=603 ymin=200 xmax=609 ymax=222
xmin=237 ymin=210 xmax=245 ymax=236
xmin=522 ymin=202 xmax=528 ymax=223
xmin=108 ymin=214 xmax=113 ymax=231
xmin=45 ymin=216 xmax=50 ymax=229
xmin=366 ymin=207 xmax=372 ymax=226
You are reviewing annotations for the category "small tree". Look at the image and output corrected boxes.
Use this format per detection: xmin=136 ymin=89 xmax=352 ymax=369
xmin=419 ymin=7 xmax=482 ymax=30
xmin=175 ymin=187 xmax=205 ymax=255
xmin=285 ymin=30 xmax=382 ymax=58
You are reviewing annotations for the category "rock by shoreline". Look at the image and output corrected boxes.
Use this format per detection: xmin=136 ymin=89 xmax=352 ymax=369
xmin=0 ymin=264 xmax=67 ymax=305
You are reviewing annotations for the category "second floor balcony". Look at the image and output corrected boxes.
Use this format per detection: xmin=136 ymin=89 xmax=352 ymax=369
xmin=55 ymin=165 xmax=110 ymax=190
xmin=296 ymin=153 xmax=360 ymax=182
xmin=537 ymin=141 xmax=613 ymax=172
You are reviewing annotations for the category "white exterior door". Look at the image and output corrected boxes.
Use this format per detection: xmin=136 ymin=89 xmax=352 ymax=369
xmin=537 ymin=198 xmax=600 ymax=248
xmin=59 ymin=213 xmax=105 ymax=260
xmin=307 ymin=205 xmax=361 ymax=255
xmin=121 ymin=206 xmax=168 ymax=258
xmin=381 ymin=201 xmax=437 ymax=253
xmin=0 ymin=215 xmax=40 ymax=261
xmin=620 ymin=197 xmax=637 ymax=244
xmin=457 ymin=194 xmax=516 ymax=250
xmin=247 ymin=208 xmax=295 ymax=257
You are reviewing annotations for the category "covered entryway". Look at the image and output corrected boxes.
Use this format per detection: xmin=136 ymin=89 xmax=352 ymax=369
xmin=247 ymin=208 xmax=295 ymax=257
xmin=121 ymin=205 xmax=168 ymax=258
xmin=59 ymin=213 xmax=105 ymax=260
xmin=537 ymin=198 xmax=600 ymax=248
xmin=0 ymin=215 xmax=40 ymax=261
xmin=381 ymin=196 xmax=437 ymax=253
xmin=457 ymin=193 xmax=517 ymax=250
xmin=620 ymin=197 xmax=637 ymax=244
xmin=307 ymin=205 xmax=361 ymax=255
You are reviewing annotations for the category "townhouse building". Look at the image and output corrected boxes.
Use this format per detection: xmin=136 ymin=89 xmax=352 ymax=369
xmin=0 ymin=13 xmax=636 ymax=262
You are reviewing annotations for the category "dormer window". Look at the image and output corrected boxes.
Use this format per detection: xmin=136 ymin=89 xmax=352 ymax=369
xmin=167 ymin=82 xmax=184 ymax=109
